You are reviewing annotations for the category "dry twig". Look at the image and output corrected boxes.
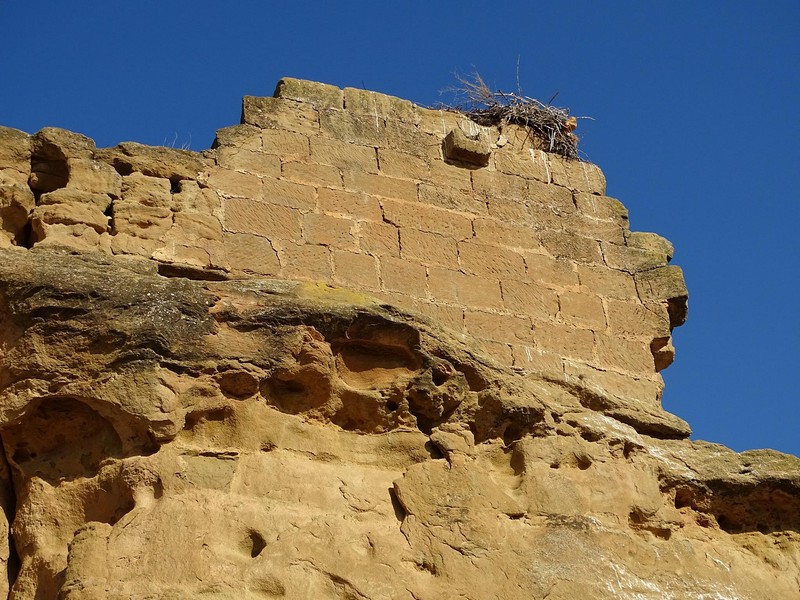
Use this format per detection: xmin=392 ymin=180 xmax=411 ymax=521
xmin=441 ymin=72 xmax=585 ymax=160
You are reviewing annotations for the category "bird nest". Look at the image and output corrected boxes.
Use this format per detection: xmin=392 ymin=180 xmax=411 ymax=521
xmin=441 ymin=72 xmax=583 ymax=160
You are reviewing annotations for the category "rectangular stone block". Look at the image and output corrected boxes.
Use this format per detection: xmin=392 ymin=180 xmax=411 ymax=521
xmin=261 ymin=177 xmax=316 ymax=211
xmin=280 ymin=243 xmax=332 ymax=282
xmin=318 ymin=188 xmax=382 ymax=221
xmin=593 ymin=334 xmax=654 ymax=374
xmin=511 ymin=344 xmax=563 ymax=374
xmin=558 ymin=291 xmax=607 ymax=329
xmin=540 ymin=230 xmax=602 ymax=263
xmin=533 ymin=321 xmax=594 ymax=362
xmin=343 ymin=88 xmax=417 ymax=123
xmin=343 ymin=171 xmax=417 ymax=201
xmin=332 ymin=250 xmax=380 ymax=291
xmin=172 ymin=211 xmax=223 ymax=242
xmin=416 ymin=301 xmax=464 ymax=333
xmin=493 ymin=148 xmax=550 ymax=183
xmin=500 ymin=279 xmax=559 ymax=319
xmin=605 ymin=299 xmax=671 ymax=339
xmin=241 ymin=96 xmax=319 ymax=136
xmin=473 ymin=217 xmax=540 ymax=250
xmin=319 ymin=108 xmax=387 ymax=147
xmin=428 ymin=267 xmax=503 ymax=310
xmin=223 ymin=198 xmax=302 ymax=241
xmin=380 ymin=255 xmax=427 ymax=296
xmin=303 ymin=213 xmax=355 ymax=249
xmin=384 ymin=119 xmax=442 ymax=159
xmin=564 ymin=362 xmax=663 ymax=405
xmin=377 ymin=148 xmax=430 ymax=180
xmin=223 ymin=231 xmax=280 ymax=275
xmin=207 ymin=167 xmax=262 ymax=200
xmin=549 ymin=155 xmax=606 ymax=194
xmin=310 ymin=137 xmax=378 ymax=173
xmin=573 ymin=192 xmax=628 ymax=223
xmin=400 ymin=228 xmax=458 ymax=268
xmin=67 ymin=159 xmax=123 ymax=198
xmin=282 ymin=161 xmax=342 ymax=189
xmin=525 ymin=252 xmax=580 ymax=288
xmin=111 ymin=201 xmax=171 ymax=239
xmin=381 ymin=198 xmax=473 ymax=240
xmin=602 ymin=242 xmax=668 ymax=273
xmin=480 ymin=340 xmax=514 ymax=367
xmin=570 ymin=216 xmax=626 ymax=245
xmin=214 ymin=124 xmax=262 ymax=151
xmin=464 ymin=311 xmax=534 ymax=343
xmin=528 ymin=179 xmax=577 ymax=213
xmin=262 ymin=129 xmax=310 ymax=159
xmin=417 ymin=183 xmax=487 ymax=215
xmin=577 ymin=264 xmax=638 ymax=299
xmin=0 ymin=126 xmax=31 ymax=172
xmin=427 ymin=160 xmax=472 ymax=191
xmin=274 ymin=77 xmax=344 ymax=109
xmin=458 ymin=241 xmax=526 ymax=278
xmin=357 ymin=221 xmax=399 ymax=257
xmin=216 ymin=147 xmax=281 ymax=178
xmin=472 ymin=169 xmax=528 ymax=200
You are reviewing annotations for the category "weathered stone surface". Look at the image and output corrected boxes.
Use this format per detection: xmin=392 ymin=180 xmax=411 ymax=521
xmin=0 ymin=80 xmax=796 ymax=599
xmin=443 ymin=127 xmax=491 ymax=166
xmin=0 ymin=248 xmax=796 ymax=599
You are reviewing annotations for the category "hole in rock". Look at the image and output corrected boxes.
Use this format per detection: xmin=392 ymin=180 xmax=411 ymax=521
xmin=389 ymin=487 xmax=406 ymax=522
xmin=334 ymin=341 xmax=418 ymax=389
xmin=248 ymin=530 xmax=267 ymax=558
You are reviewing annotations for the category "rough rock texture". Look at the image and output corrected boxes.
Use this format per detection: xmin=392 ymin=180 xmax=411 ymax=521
xmin=0 ymin=79 xmax=798 ymax=598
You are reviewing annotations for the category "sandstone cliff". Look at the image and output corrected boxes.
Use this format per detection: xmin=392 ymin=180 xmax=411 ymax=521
xmin=0 ymin=79 xmax=797 ymax=599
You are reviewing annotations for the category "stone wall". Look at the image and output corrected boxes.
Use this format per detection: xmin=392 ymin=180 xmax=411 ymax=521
xmin=0 ymin=78 xmax=689 ymax=436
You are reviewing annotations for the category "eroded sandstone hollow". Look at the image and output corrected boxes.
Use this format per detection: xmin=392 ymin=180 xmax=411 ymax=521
xmin=0 ymin=79 xmax=798 ymax=599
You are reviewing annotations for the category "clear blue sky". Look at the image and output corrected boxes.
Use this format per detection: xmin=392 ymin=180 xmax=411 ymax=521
xmin=2 ymin=1 xmax=798 ymax=455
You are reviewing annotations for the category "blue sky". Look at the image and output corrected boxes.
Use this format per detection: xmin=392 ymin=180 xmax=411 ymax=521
xmin=2 ymin=1 xmax=798 ymax=455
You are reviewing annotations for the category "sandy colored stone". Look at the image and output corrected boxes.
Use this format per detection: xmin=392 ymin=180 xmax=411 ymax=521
xmin=241 ymin=96 xmax=320 ymax=136
xmin=274 ymin=77 xmax=344 ymax=109
xmin=95 ymin=141 xmax=207 ymax=181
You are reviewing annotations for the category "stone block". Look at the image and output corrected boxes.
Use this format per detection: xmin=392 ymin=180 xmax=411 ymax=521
xmin=0 ymin=168 xmax=28 ymax=186
xmin=634 ymin=266 xmax=688 ymax=327
xmin=216 ymin=147 xmax=281 ymax=178
xmin=511 ymin=344 xmax=563 ymax=374
xmin=528 ymin=179 xmax=576 ymax=212
xmin=558 ymin=291 xmax=606 ymax=329
xmin=426 ymin=160 xmax=472 ymax=191
xmin=223 ymin=198 xmax=302 ymax=242
xmin=573 ymin=192 xmax=629 ymax=223
xmin=380 ymin=255 xmax=427 ymax=296
xmin=223 ymin=232 xmax=280 ymax=276
xmin=39 ymin=189 xmax=112 ymax=211
xmin=318 ymin=188 xmax=382 ymax=221
xmin=109 ymin=231 xmax=161 ymax=256
xmin=212 ymin=124 xmax=263 ymax=151
xmin=0 ymin=127 xmax=31 ymax=172
xmin=605 ymin=300 xmax=670 ymax=338
xmin=493 ymin=148 xmax=550 ymax=183
xmin=400 ymin=228 xmax=458 ymax=268
xmin=279 ymin=243 xmax=332 ymax=282
xmin=473 ymin=218 xmax=540 ymax=250
xmin=415 ymin=301 xmax=464 ymax=333
xmin=31 ymin=203 xmax=108 ymax=234
xmin=121 ymin=172 xmax=173 ymax=207
xmin=428 ymin=267 xmax=503 ymax=310
xmin=319 ymin=108 xmax=387 ymax=147
xmin=593 ymin=334 xmax=654 ymax=374
xmin=31 ymin=127 xmax=95 ymax=160
xmin=602 ymin=242 xmax=669 ymax=273
xmin=548 ymin=155 xmax=606 ymax=194
xmin=33 ymin=222 xmax=111 ymax=253
xmin=464 ymin=311 xmax=534 ymax=343
xmin=343 ymin=171 xmax=416 ymax=201
xmin=357 ymin=221 xmax=399 ymax=257
xmin=525 ymin=252 xmax=580 ymax=289
xmin=577 ymin=264 xmax=638 ymax=299
xmin=381 ymin=198 xmax=473 ymax=240
xmin=332 ymin=250 xmax=380 ymax=291
xmin=274 ymin=77 xmax=344 ymax=110
xmin=261 ymin=177 xmax=316 ymax=211
xmin=261 ymin=129 xmax=310 ymax=159
xmin=95 ymin=142 xmax=207 ymax=181
xmin=500 ymin=279 xmax=559 ymax=319
xmin=533 ymin=321 xmax=594 ymax=362
xmin=282 ymin=161 xmax=342 ymax=189
xmin=377 ymin=148 xmax=430 ymax=180
xmin=206 ymin=168 xmax=262 ymax=200
xmin=171 ymin=211 xmax=224 ymax=243
xmin=111 ymin=201 xmax=172 ymax=239
xmin=343 ymin=88 xmax=417 ymax=123
xmin=627 ymin=231 xmax=674 ymax=262
xmin=241 ymin=96 xmax=319 ymax=136
xmin=417 ymin=183 xmax=487 ymax=215
xmin=540 ymin=230 xmax=602 ymax=263
xmin=570 ymin=215 xmax=626 ymax=245
xmin=384 ymin=119 xmax=442 ymax=159
xmin=459 ymin=241 xmax=526 ymax=279
xmin=310 ymin=137 xmax=377 ymax=173
xmin=472 ymin=169 xmax=527 ymax=200
xmin=66 ymin=159 xmax=123 ymax=197
xmin=303 ymin=213 xmax=355 ymax=249
xmin=443 ymin=128 xmax=490 ymax=166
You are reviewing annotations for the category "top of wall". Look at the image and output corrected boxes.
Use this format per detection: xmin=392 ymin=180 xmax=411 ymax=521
xmin=0 ymin=77 xmax=690 ymax=438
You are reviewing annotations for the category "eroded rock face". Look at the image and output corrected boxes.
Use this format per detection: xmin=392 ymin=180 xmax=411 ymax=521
xmin=0 ymin=248 xmax=797 ymax=599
